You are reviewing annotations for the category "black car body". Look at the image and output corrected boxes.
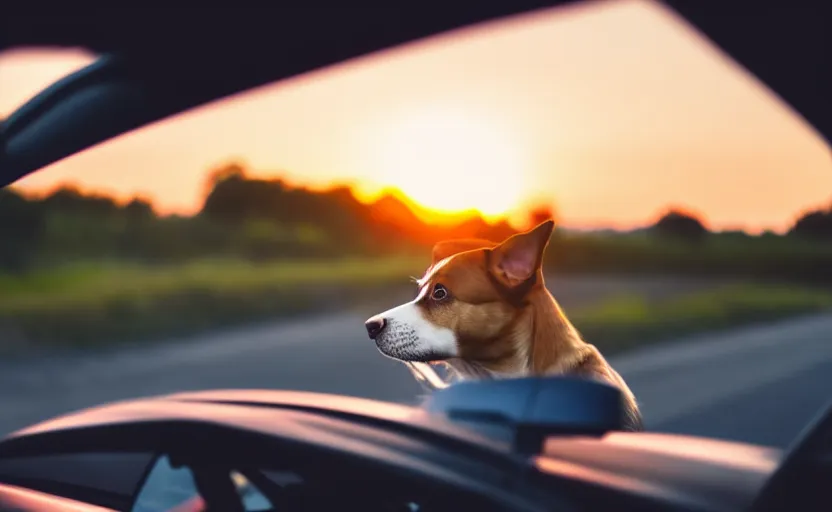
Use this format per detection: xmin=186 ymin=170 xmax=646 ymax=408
xmin=0 ymin=377 xmax=814 ymax=511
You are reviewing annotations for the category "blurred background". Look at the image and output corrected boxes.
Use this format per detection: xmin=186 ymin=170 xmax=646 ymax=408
xmin=2 ymin=0 xmax=831 ymax=449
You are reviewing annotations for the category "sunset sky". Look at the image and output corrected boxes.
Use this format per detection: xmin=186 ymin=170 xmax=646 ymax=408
xmin=2 ymin=0 xmax=830 ymax=233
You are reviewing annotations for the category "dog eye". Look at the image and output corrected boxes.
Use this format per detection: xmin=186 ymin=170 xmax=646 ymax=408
xmin=431 ymin=283 xmax=449 ymax=301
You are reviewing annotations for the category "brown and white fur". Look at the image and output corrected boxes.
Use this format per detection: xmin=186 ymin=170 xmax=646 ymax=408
xmin=364 ymin=220 xmax=643 ymax=431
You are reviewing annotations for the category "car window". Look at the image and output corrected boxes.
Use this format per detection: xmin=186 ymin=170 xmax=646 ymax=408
xmin=129 ymin=454 xmax=523 ymax=512
xmin=131 ymin=456 xmax=199 ymax=512
xmin=2 ymin=0 xmax=832 ymax=457
xmin=0 ymin=47 xmax=96 ymax=116
xmin=0 ymin=452 xmax=155 ymax=510
xmin=131 ymin=455 xmax=273 ymax=512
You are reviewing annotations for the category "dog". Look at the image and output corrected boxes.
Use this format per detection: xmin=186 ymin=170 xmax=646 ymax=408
xmin=364 ymin=219 xmax=643 ymax=431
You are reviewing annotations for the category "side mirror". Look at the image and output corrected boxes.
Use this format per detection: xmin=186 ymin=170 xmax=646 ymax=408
xmin=421 ymin=376 xmax=626 ymax=453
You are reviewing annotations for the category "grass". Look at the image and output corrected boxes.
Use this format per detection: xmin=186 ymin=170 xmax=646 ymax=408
xmin=0 ymin=256 xmax=427 ymax=351
xmin=1 ymin=257 xmax=832 ymax=354
xmin=546 ymin=232 xmax=832 ymax=283
xmin=0 ymin=256 xmax=427 ymax=309
xmin=572 ymin=283 xmax=832 ymax=354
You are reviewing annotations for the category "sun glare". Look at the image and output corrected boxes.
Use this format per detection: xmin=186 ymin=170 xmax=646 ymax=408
xmin=367 ymin=107 xmax=528 ymax=219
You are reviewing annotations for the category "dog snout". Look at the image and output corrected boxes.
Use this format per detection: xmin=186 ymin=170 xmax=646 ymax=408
xmin=365 ymin=316 xmax=387 ymax=339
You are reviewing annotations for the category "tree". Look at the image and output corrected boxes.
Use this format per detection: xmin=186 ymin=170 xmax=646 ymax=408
xmin=199 ymin=164 xmax=287 ymax=223
xmin=526 ymin=203 xmax=557 ymax=229
xmin=41 ymin=185 xmax=120 ymax=216
xmin=124 ymin=197 xmax=155 ymax=219
xmin=203 ymin=162 xmax=248 ymax=195
xmin=0 ymin=188 xmax=44 ymax=272
xmin=651 ymin=209 xmax=708 ymax=242
xmin=789 ymin=208 xmax=832 ymax=240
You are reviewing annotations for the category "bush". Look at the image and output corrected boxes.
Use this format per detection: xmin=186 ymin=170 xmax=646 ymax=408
xmin=651 ymin=209 xmax=708 ymax=242
xmin=0 ymin=189 xmax=44 ymax=273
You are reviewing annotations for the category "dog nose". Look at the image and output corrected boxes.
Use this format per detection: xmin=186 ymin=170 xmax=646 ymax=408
xmin=365 ymin=317 xmax=387 ymax=339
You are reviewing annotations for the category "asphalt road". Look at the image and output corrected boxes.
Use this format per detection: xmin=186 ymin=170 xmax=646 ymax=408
xmin=1 ymin=309 xmax=830 ymax=449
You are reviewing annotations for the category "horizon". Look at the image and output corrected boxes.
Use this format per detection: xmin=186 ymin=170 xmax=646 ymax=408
xmin=2 ymin=0 xmax=831 ymax=234
xmin=8 ymin=168 xmax=814 ymax=236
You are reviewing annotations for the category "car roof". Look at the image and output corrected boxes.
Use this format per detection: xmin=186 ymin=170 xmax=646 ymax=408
xmin=0 ymin=389 xmax=515 ymax=460
xmin=1 ymin=3 xmax=829 ymax=187
xmin=0 ymin=391 xmax=541 ymax=511
xmin=0 ymin=388 xmax=782 ymax=512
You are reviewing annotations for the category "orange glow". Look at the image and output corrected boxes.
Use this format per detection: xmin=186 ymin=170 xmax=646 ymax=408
xmin=354 ymin=105 xmax=528 ymax=221
xmin=3 ymin=0 xmax=832 ymax=233
xmin=355 ymin=186 xmax=503 ymax=226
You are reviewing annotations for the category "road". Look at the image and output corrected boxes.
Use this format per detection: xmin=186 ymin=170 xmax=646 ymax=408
xmin=1 ymin=308 xmax=830 ymax=449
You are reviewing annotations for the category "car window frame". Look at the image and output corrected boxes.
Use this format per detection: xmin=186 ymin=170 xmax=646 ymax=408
xmin=0 ymin=451 xmax=156 ymax=511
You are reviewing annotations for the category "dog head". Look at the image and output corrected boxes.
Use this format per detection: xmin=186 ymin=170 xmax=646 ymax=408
xmin=364 ymin=220 xmax=555 ymax=370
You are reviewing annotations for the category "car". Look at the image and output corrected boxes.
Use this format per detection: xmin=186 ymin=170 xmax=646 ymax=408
xmin=1 ymin=3 xmax=830 ymax=512
xmin=0 ymin=376 xmax=828 ymax=511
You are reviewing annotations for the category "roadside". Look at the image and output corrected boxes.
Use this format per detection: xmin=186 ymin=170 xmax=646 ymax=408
xmin=616 ymin=312 xmax=832 ymax=447
xmin=2 ymin=257 xmax=832 ymax=358
xmin=1 ymin=310 xmax=831 ymax=448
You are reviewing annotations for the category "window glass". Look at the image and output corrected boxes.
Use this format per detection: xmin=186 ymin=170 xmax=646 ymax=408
xmin=0 ymin=452 xmax=154 ymax=498
xmin=131 ymin=455 xmax=272 ymax=512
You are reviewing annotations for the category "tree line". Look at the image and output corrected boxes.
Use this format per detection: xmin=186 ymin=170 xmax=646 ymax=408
xmin=1 ymin=162 xmax=831 ymax=274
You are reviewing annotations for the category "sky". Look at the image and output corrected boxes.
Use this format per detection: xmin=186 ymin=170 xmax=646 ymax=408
xmin=1 ymin=0 xmax=830 ymax=233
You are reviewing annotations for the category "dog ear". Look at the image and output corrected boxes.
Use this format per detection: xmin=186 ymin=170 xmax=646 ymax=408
xmin=432 ymin=238 xmax=497 ymax=265
xmin=489 ymin=220 xmax=554 ymax=286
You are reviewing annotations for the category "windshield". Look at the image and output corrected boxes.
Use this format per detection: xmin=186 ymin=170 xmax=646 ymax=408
xmin=1 ymin=0 xmax=831 ymax=450
xmin=0 ymin=47 xmax=96 ymax=115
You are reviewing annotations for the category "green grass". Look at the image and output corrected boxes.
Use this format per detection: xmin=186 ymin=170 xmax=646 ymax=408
xmin=1 ymin=257 xmax=832 ymax=354
xmin=0 ymin=256 xmax=427 ymax=311
xmin=545 ymin=232 xmax=832 ymax=282
xmin=0 ymin=256 xmax=427 ymax=350
xmin=572 ymin=283 xmax=832 ymax=354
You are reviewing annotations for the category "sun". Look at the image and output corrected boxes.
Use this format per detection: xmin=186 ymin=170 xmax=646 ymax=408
xmin=369 ymin=107 xmax=528 ymax=219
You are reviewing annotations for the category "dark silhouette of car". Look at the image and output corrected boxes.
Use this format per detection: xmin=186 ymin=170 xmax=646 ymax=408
xmin=0 ymin=377 xmax=812 ymax=511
